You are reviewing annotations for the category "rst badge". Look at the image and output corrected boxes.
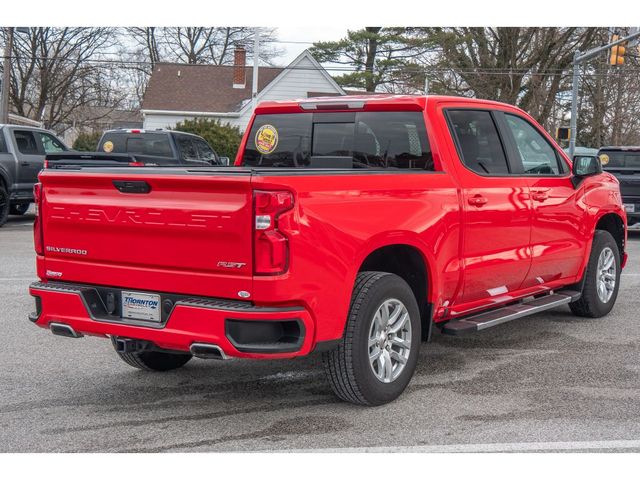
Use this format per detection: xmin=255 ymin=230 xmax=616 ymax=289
xmin=217 ymin=261 xmax=247 ymax=269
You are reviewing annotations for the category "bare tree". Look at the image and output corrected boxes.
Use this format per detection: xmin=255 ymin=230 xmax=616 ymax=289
xmin=207 ymin=27 xmax=282 ymax=66
xmin=126 ymin=27 xmax=161 ymax=67
xmin=4 ymin=27 xmax=123 ymax=131
xmin=419 ymin=28 xmax=602 ymax=130
xmin=161 ymin=27 xmax=215 ymax=64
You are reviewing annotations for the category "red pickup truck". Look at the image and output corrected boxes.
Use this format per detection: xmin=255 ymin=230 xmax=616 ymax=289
xmin=29 ymin=95 xmax=627 ymax=406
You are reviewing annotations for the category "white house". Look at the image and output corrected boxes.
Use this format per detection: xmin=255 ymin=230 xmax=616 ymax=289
xmin=141 ymin=48 xmax=346 ymax=132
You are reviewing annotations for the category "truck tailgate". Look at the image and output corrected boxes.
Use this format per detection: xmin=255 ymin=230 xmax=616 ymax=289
xmin=39 ymin=169 xmax=253 ymax=299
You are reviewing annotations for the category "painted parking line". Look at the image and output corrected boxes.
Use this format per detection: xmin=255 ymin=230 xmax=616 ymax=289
xmin=289 ymin=439 xmax=640 ymax=453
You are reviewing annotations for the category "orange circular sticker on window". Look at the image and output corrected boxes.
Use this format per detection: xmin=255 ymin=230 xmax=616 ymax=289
xmin=255 ymin=124 xmax=278 ymax=154
xmin=599 ymin=154 xmax=609 ymax=165
xmin=103 ymin=141 xmax=114 ymax=153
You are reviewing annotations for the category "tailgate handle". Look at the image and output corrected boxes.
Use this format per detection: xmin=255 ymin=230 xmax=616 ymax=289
xmin=113 ymin=180 xmax=151 ymax=194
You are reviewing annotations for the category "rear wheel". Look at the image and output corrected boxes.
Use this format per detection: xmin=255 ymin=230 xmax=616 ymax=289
xmin=10 ymin=203 xmax=30 ymax=215
xmin=111 ymin=337 xmax=192 ymax=371
xmin=570 ymin=230 xmax=621 ymax=318
xmin=0 ymin=186 xmax=9 ymax=227
xmin=322 ymin=272 xmax=421 ymax=406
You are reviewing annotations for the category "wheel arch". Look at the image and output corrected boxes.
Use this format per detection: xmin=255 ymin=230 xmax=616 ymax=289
xmin=572 ymin=211 xmax=626 ymax=287
xmin=595 ymin=212 xmax=625 ymax=258
xmin=357 ymin=241 xmax=435 ymax=340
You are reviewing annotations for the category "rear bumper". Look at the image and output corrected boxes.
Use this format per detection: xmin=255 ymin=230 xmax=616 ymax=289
xmin=29 ymin=281 xmax=315 ymax=359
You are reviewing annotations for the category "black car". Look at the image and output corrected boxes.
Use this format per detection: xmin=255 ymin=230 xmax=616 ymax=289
xmin=97 ymin=129 xmax=229 ymax=166
xmin=598 ymin=146 xmax=640 ymax=226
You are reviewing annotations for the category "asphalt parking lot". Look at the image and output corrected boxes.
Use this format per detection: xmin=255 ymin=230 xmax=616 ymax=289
xmin=1 ymin=211 xmax=639 ymax=453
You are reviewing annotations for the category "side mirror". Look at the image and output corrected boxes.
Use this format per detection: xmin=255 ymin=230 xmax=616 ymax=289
xmin=573 ymin=155 xmax=602 ymax=176
xmin=219 ymin=156 xmax=230 ymax=166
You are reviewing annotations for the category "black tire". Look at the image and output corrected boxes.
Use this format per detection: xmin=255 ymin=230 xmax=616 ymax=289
xmin=570 ymin=230 xmax=621 ymax=318
xmin=10 ymin=203 xmax=30 ymax=215
xmin=322 ymin=272 xmax=421 ymax=406
xmin=0 ymin=186 xmax=9 ymax=227
xmin=111 ymin=337 xmax=192 ymax=371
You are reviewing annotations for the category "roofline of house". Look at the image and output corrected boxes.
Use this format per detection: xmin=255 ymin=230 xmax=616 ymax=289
xmin=8 ymin=113 xmax=43 ymax=128
xmin=141 ymin=109 xmax=241 ymax=117
xmin=237 ymin=50 xmax=346 ymax=116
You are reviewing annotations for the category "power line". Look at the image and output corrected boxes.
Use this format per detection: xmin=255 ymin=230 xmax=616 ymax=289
xmin=2 ymin=55 xmax=640 ymax=78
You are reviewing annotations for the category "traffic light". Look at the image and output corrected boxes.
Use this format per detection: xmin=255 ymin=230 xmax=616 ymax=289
xmin=609 ymin=34 xmax=627 ymax=66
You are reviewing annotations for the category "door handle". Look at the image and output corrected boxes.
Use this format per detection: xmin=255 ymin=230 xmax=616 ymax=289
xmin=467 ymin=195 xmax=488 ymax=207
xmin=21 ymin=162 xmax=30 ymax=166
xmin=531 ymin=189 xmax=550 ymax=202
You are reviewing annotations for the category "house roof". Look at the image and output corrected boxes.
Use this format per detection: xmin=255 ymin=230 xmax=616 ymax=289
xmin=142 ymin=63 xmax=284 ymax=113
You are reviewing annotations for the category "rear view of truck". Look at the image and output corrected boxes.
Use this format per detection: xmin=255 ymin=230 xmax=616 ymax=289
xmin=30 ymin=154 xmax=315 ymax=367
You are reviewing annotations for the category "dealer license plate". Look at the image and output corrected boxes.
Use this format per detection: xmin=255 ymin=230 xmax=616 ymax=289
xmin=121 ymin=291 xmax=161 ymax=322
xmin=624 ymin=204 xmax=635 ymax=213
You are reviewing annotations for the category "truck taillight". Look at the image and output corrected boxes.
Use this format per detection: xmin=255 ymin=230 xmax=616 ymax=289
xmin=253 ymin=190 xmax=294 ymax=275
xmin=33 ymin=183 xmax=43 ymax=255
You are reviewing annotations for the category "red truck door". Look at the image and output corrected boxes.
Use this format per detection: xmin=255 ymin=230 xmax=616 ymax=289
xmin=499 ymin=113 xmax=585 ymax=287
xmin=444 ymin=108 xmax=532 ymax=310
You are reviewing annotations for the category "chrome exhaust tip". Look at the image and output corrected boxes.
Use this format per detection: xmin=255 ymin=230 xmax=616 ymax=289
xmin=49 ymin=322 xmax=83 ymax=338
xmin=190 ymin=343 xmax=228 ymax=360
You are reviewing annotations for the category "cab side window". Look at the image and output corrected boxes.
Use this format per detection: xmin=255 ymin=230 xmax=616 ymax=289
xmin=504 ymin=114 xmax=562 ymax=175
xmin=14 ymin=131 xmax=39 ymax=155
xmin=447 ymin=110 xmax=510 ymax=175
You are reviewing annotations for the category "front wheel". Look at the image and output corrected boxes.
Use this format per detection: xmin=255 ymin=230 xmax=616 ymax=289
xmin=570 ymin=230 xmax=621 ymax=318
xmin=322 ymin=272 xmax=421 ymax=406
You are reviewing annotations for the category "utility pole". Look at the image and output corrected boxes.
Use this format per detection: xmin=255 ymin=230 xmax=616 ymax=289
xmin=568 ymin=50 xmax=580 ymax=159
xmin=568 ymin=29 xmax=640 ymax=158
xmin=251 ymin=28 xmax=260 ymax=113
xmin=0 ymin=27 xmax=14 ymax=124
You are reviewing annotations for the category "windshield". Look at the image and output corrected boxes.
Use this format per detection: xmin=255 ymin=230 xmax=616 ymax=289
xmin=99 ymin=132 xmax=173 ymax=158
xmin=599 ymin=150 xmax=640 ymax=169
xmin=242 ymin=111 xmax=433 ymax=170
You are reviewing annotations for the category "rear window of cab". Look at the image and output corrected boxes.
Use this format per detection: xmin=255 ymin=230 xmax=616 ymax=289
xmin=242 ymin=111 xmax=434 ymax=170
xmin=599 ymin=150 xmax=640 ymax=168
xmin=99 ymin=133 xmax=173 ymax=157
